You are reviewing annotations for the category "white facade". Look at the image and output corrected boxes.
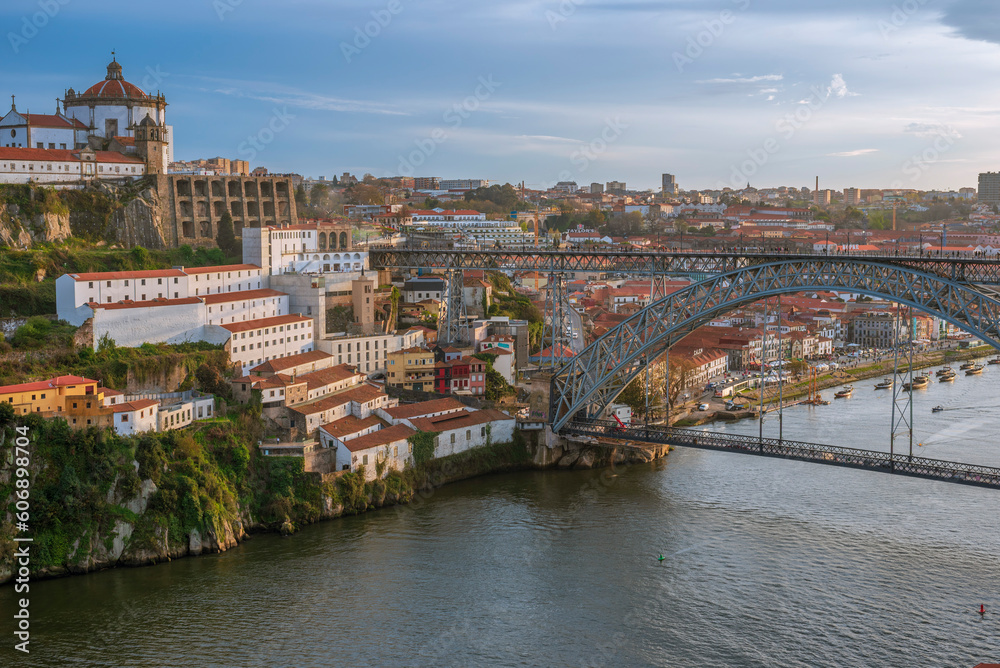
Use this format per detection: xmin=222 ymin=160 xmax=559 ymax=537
xmin=242 ymin=225 xmax=367 ymax=277
xmin=111 ymin=400 xmax=159 ymax=436
xmin=184 ymin=264 xmax=264 ymax=297
xmin=317 ymin=329 xmax=425 ymax=375
xmin=409 ymin=411 xmax=516 ymax=458
xmin=0 ymin=147 xmax=145 ymax=185
xmin=222 ymin=314 xmax=315 ymax=374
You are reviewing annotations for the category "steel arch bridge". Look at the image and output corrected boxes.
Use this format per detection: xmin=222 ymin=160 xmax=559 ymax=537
xmin=549 ymin=257 xmax=1000 ymax=433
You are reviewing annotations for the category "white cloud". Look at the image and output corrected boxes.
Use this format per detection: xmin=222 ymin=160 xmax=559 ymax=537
xmin=827 ymin=149 xmax=879 ymax=157
xmin=696 ymin=74 xmax=784 ymax=84
xmin=828 ymin=73 xmax=859 ymax=98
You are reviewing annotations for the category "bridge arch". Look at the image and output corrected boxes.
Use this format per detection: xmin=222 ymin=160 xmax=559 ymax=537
xmin=550 ymin=258 xmax=1000 ymax=432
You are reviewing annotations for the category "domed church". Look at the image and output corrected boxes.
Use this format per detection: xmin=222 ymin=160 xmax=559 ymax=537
xmin=62 ymin=55 xmax=172 ymax=172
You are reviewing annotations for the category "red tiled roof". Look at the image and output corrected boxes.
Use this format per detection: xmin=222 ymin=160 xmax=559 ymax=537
xmin=109 ymin=399 xmax=158 ymax=413
xmin=301 ymin=365 xmax=361 ymax=390
xmin=0 ymin=375 xmax=95 ymax=395
xmin=83 ymin=77 xmax=147 ymax=99
xmin=383 ymin=397 xmax=467 ymax=420
xmin=320 ymin=414 xmax=383 ymax=439
xmin=90 ymin=297 xmax=202 ymax=310
xmin=183 ymin=264 xmax=262 ymax=275
xmin=340 ymin=423 xmax=415 ymax=452
xmin=220 ymin=314 xmax=311 ymax=334
xmin=202 ymin=288 xmax=286 ymax=305
xmin=338 ymin=384 xmax=386 ymax=405
xmin=249 ymin=350 xmax=333 ymax=374
xmin=409 ymin=408 xmax=513 ymax=433
xmin=21 ymin=113 xmax=88 ymax=129
xmin=69 ymin=269 xmax=185 ymax=281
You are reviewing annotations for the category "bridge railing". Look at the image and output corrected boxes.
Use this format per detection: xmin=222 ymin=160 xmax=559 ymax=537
xmin=564 ymin=419 xmax=1000 ymax=487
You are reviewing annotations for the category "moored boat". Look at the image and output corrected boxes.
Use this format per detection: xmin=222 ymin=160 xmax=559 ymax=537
xmin=874 ymin=378 xmax=893 ymax=389
xmin=939 ymin=371 xmax=956 ymax=382
xmin=966 ymin=365 xmax=984 ymax=376
xmin=960 ymin=361 xmax=976 ymax=370
xmin=911 ymin=376 xmax=930 ymax=388
xmin=936 ymin=367 xmax=953 ymax=376
xmin=834 ymin=386 xmax=854 ymax=398
xmin=989 ymin=358 xmax=1000 ymax=365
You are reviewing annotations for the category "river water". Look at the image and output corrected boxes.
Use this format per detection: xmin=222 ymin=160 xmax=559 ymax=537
xmin=4 ymin=363 xmax=1000 ymax=667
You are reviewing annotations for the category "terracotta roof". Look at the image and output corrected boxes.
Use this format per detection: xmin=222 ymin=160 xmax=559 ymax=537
xmin=409 ymin=408 xmax=514 ymax=433
xmin=69 ymin=269 xmax=185 ymax=281
xmin=110 ymin=399 xmax=158 ymax=413
xmin=82 ymin=77 xmax=147 ymax=99
xmin=220 ymin=314 xmax=311 ymax=334
xmin=183 ymin=264 xmax=262 ymax=275
xmin=383 ymin=397 xmax=467 ymax=420
xmin=90 ymin=297 xmax=202 ymax=310
xmin=338 ymin=384 xmax=386 ymax=405
xmin=249 ymin=350 xmax=333 ymax=374
xmin=290 ymin=392 xmax=352 ymax=415
xmin=301 ymin=365 xmax=361 ymax=390
xmin=320 ymin=414 xmax=383 ymax=439
xmin=102 ymin=388 xmax=124 ymax=397
xmin=202 ymin=288 xmax=286 ymax=305
xmin=0 ymin=375 xmax=96 ymax=395
xmin=21 ymin=113 xmax=88 ymax=129
xmin=340 ymin=423 xmax=415 ymax=452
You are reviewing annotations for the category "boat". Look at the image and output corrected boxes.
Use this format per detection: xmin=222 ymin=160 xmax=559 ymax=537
xmin=936 ymin=367 xmax=953 ymax=376
xmin=834 ymin=386 xmax=854 ymax=398
xmin=966 ymin=365 xmax=984 ymax=376
xmin=932 ymin=405 xmax=945 ymax=413
xmin=874 ymin=378 xmax=893 ymax=389
xmin=960 ymin=361 xmax=976 ymax=370
xmin=989 ymin=358 xmax=1000 ymax=365
xmin=911 ymin=376 xmax=930 ymax=388
xmin=939 ymin=372 xmax=956 ymax=382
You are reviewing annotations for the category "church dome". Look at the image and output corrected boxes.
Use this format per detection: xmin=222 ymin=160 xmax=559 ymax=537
xmin=81 ymin=57 xmax=147 ymax=99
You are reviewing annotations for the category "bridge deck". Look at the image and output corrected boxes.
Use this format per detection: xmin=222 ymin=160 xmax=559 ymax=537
xmin=563 ymin=420 xmax=1000 ymax=490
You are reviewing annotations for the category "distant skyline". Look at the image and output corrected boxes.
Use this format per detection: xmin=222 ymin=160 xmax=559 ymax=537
xmin=4 ymin=0 xmax=1000 ymax=191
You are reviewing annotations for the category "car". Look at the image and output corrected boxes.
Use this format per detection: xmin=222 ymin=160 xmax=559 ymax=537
xmin=698 ymin=403 xmax=710 ymax=411
xmin=572 ymin=332 xmax=579 ymax=339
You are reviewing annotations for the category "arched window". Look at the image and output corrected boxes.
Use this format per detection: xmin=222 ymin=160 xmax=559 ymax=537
xmin=339 ymin=232 xmax=348 ymax=249
xmin=318 ymin=232 xmax=327 ymax=249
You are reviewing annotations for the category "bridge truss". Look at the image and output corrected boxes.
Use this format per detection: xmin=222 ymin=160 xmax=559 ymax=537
xmin=565 ymin=420 xmax=1000 ymax=490
xmin=549 ymin=258 xmax=1000 ymax=432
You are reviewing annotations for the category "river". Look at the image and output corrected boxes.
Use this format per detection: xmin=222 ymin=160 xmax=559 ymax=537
xmin=3 ymin=363 xmax=1000 ymax=667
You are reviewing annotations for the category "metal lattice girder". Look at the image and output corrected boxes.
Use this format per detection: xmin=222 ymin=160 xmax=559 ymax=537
xmin=549 ymin=259 xmax=1000 ymax=432
xmin=565 ymin=419 xmax=1000 ymax=490
xmin=439 ymin=269 xmax=467 ymax=345
xmin=370 ymin=248 xmax=1000 ymax=286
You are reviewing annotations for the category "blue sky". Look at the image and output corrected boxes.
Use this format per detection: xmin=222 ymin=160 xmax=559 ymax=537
xmin=3 ymin=0 xmax=1000 ymax=191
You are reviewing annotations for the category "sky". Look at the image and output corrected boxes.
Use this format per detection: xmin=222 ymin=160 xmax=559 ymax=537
xmin=3 ymin=0 xmax=1000 ymax=192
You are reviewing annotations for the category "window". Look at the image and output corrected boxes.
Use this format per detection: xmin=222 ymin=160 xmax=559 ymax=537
xmin=363 ymin=454 xmax=368 ymax=465
xmin=121 ymin=414 xmax=129 ymax=422
xmin=450 ymin=433 xmax=456 ymax=444
xmin=88 ymin=281 xmax=94 ymax=288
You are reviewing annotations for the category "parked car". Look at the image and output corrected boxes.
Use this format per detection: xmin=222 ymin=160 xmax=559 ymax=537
xmin=698 ymin=403 xmax=710 ymax=411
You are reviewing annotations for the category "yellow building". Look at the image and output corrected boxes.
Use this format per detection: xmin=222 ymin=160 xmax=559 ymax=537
xmin=0 ymin=375 xmax=108 ymax=427
xmin=386 ymin=346 xmax=436 ymax=392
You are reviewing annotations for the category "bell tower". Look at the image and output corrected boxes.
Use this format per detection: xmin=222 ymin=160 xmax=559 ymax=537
xmin=134 ymin=113 xmax=165 ymax=174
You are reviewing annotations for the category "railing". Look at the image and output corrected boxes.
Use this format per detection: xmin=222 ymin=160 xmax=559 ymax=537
xmin=563 ymin=419 xmax=1000 ymax=489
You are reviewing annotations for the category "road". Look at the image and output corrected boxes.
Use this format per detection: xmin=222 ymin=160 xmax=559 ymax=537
xmin=567 ymin=306 xmax=585 ymax=354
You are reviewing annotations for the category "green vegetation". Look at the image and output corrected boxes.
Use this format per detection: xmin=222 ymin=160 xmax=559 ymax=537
xmin=0 ymin=338 xmax=228 ymax=389
xmin=8 ymin=316 xmax=77 ymax=350
xmin=473 ymin=352 xmax=517 ymax=401
xmin=0 ymin=404 xmax=534 ymax=577
xmin=215 ymin=212 xmax=239 ymax=257
xmin=408 ymin=431 xmax=439 ymax=465
xmin=0 ymin=242 xmax=236 ymax=318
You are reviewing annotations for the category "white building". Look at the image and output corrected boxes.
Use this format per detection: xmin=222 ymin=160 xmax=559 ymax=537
xmin=407 ymin=408 xmax=516 ymax=458
xmin=111 ymin=399 xmax=159 ymax=436
xmin=242 ymin=224 xmax=367 ymax=277
xmin=221 ymin=313 xmax=315 ymax=374
xmin=56 ymin=264 xmax=267 ymax=327
xmin=402 ymin=276 xmax=446 ymax=303
xmin=316 ymin=329 xmax=425 ymax=376
xmin=377 ymin=397 xmax=469 ymax=426
xmin=331 ymin=423 xmax=416 ymax=481
xmin=409 ymin=209 xmax=487 ymax=224
xmin=0 ymin=145 xmax=145 ymax=185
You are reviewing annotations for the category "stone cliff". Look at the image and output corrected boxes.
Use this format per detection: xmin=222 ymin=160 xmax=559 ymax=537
xmin=0 ymin=205 xmax=72 ymax=248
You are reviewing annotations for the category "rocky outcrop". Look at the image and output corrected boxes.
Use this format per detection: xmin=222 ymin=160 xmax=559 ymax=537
xmin=108 ymin=188 xmax=169 ymax=249
xmin=0 ymin=205 xmax=71 ymax=248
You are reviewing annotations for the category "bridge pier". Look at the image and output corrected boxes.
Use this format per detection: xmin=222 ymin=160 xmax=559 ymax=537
xmin=524 ymin=424 xmax=670 ymax=470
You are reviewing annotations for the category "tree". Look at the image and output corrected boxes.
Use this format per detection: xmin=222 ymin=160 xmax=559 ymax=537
xmin=216 ymin=212 xmax=238 ymax=256
xmin=309 ymin=184 xmax=329 ymax=208
xmin=667 ymin=358 xmax=696 ymax=408
xmin=295 ymin=184 xmax=308 ymax=208
xmin=345 ymin=183 xmax=385 ymax=206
